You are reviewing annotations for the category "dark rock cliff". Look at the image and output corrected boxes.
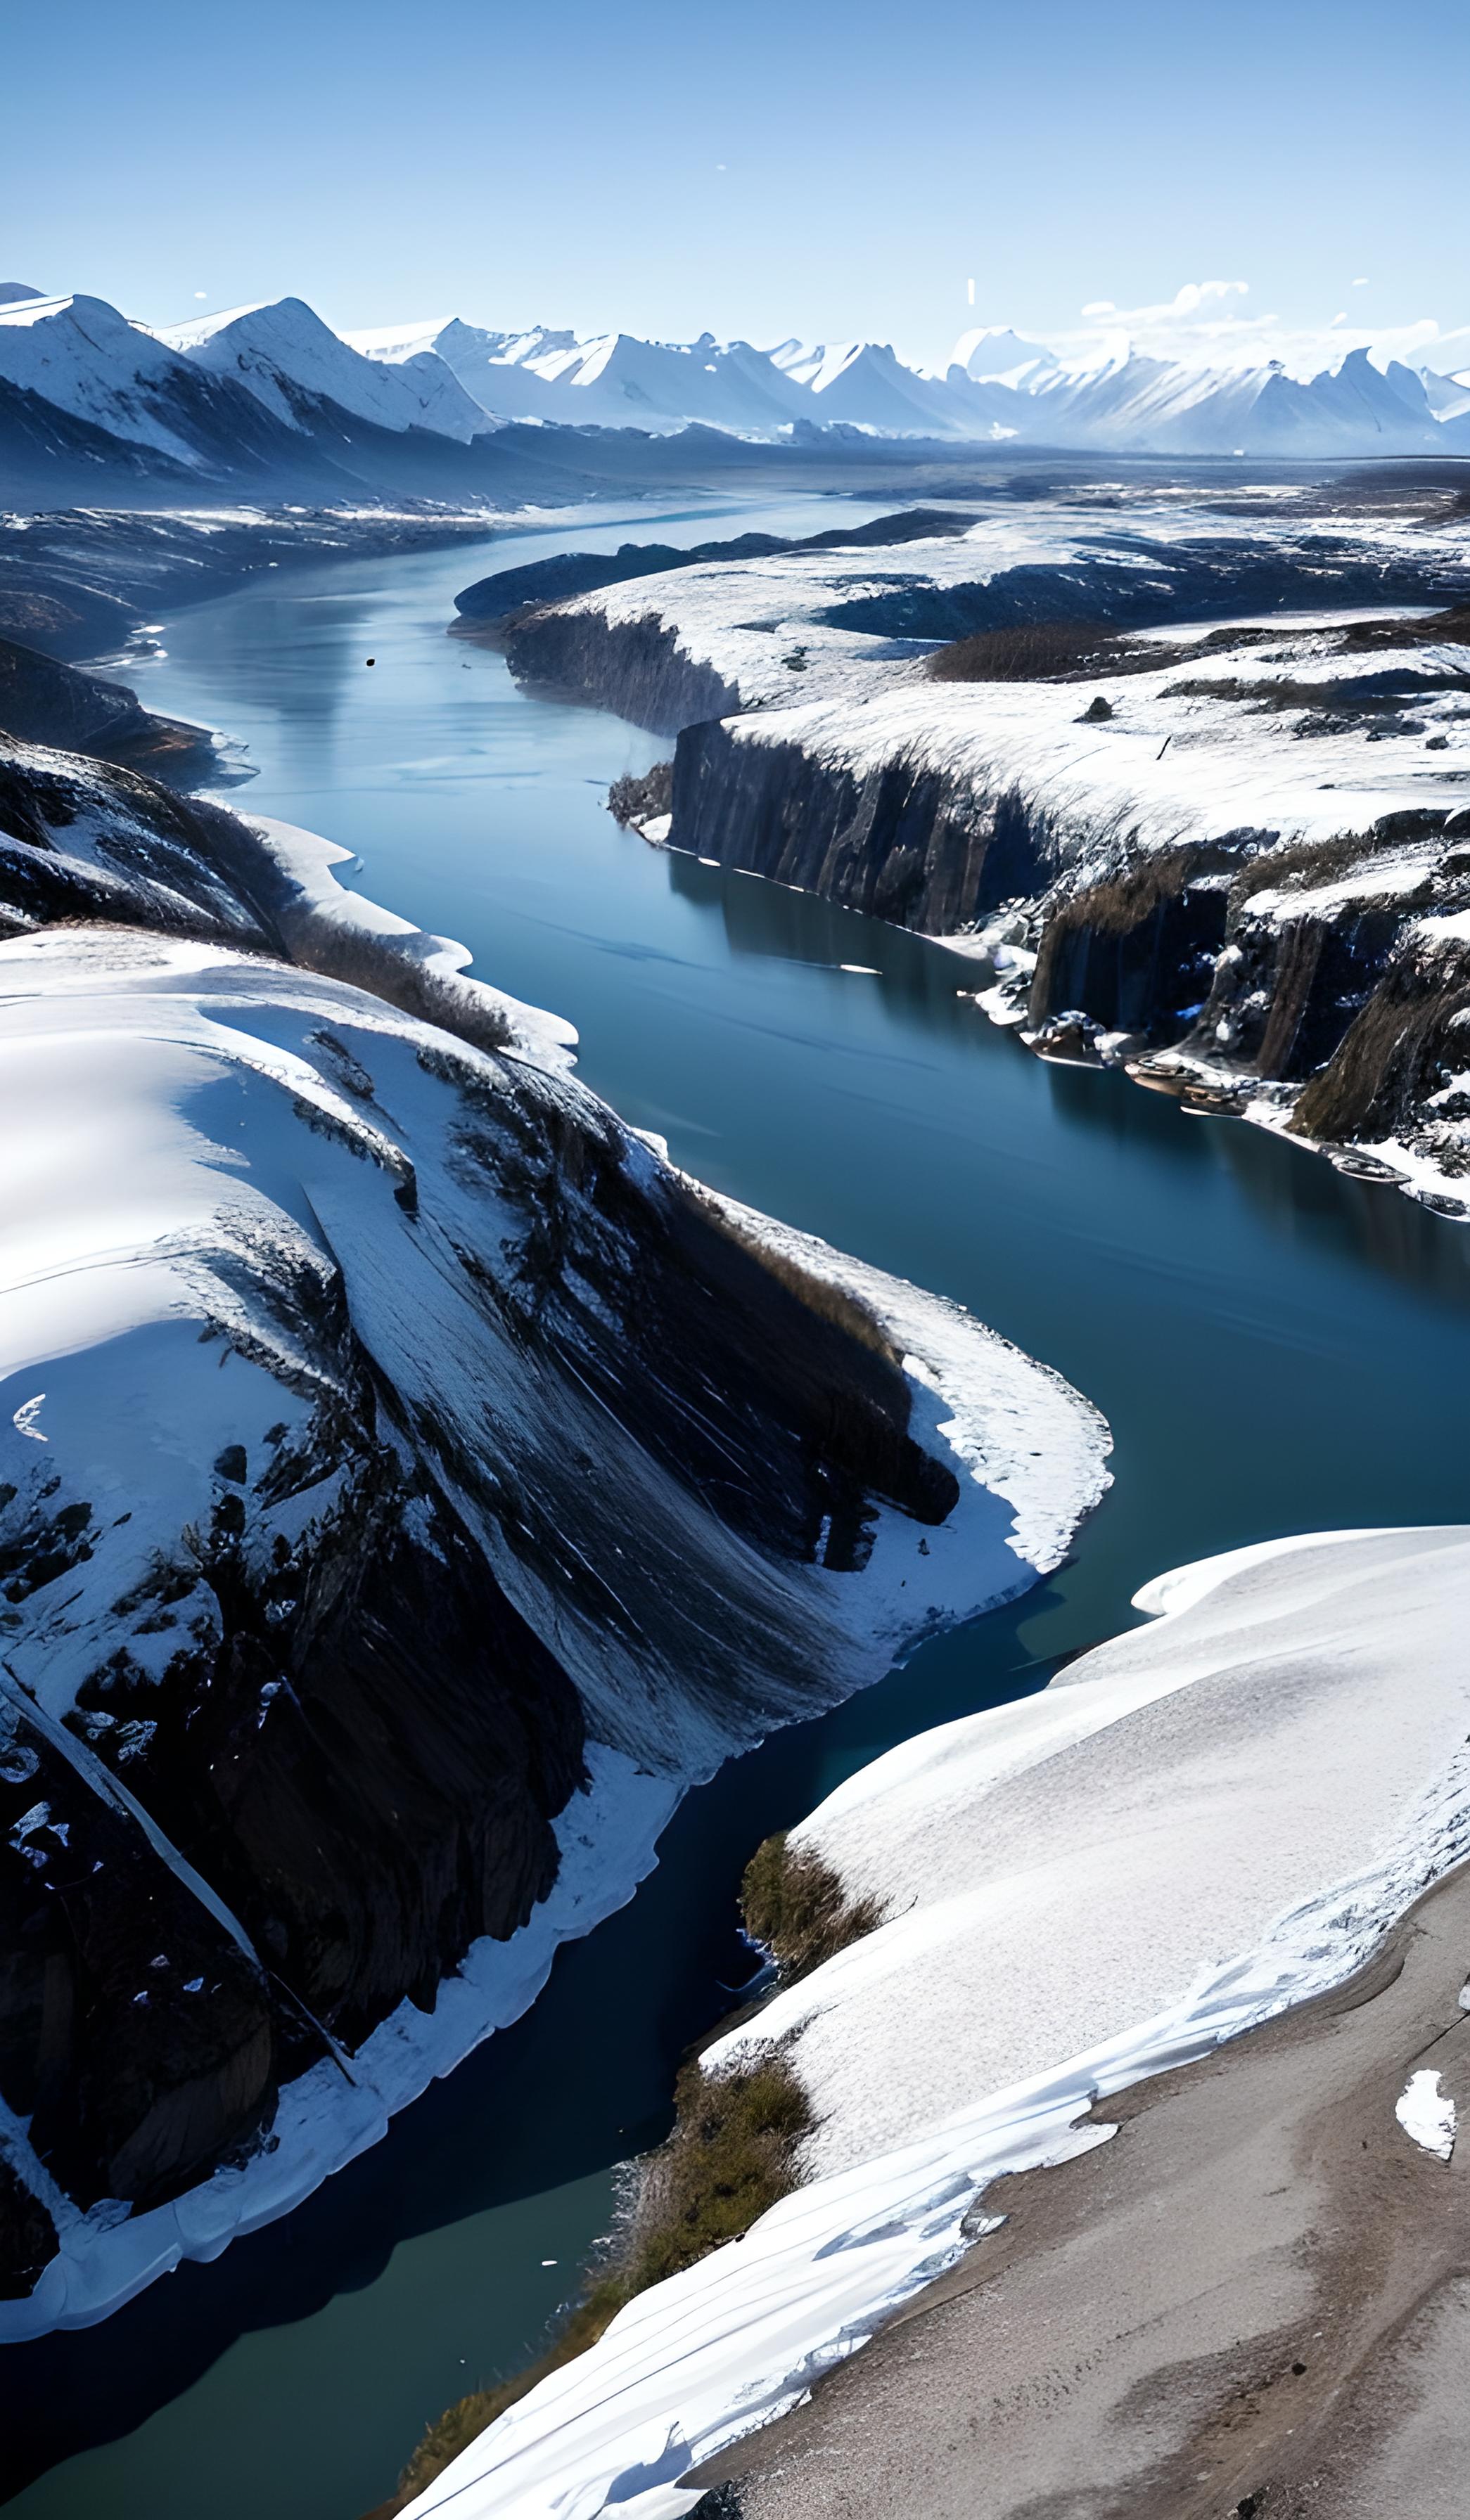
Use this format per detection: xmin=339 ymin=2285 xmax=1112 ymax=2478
xmin=505 ymin=608 xmax=741 ymax=738
xmin=670 ymin=719 xmax=1055 ymax=930
xmin=0 ymin=634 xmax=215 ymax=778
xmin=660 ymin=667 xmax=1470 ymax=1208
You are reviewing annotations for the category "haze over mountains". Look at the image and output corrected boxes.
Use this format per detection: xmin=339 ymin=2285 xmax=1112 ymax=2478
xmin=2 ymin=281 xmax=1469 ymax=510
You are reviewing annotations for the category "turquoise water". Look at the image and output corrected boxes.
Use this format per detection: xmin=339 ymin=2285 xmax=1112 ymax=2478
xmin=7 ymin=499 xmax=1470 ymax=2516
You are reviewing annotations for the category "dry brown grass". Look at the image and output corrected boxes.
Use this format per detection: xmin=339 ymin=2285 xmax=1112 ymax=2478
xmin=926 ymin=618 xmax=1111 ymax=683
xmin=741 ymin=1832 xmax=883 ymax=1983
xmin=386 ymin=2050 xmax=814 ymax=2513
xmin=378 ymin=1844 xmax=883 ymax=2512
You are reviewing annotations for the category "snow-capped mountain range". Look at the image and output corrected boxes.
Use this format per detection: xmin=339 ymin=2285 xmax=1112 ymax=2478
xmin=1 ymin=281 xmax=1468 ymax=509
xmin=345 ymin=307 xmax=1470 ymax=454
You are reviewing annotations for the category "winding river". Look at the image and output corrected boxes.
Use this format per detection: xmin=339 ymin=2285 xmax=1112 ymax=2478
xmin=8 ymin=497 xmax=1470 ymax=2518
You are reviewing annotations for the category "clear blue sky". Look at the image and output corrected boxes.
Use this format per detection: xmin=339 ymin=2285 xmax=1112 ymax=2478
xmin=6 ymin=0 xmax=1466 ymax=365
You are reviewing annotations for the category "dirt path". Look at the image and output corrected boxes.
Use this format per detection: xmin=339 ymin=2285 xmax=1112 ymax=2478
xmin=689 ymin=1861 xmax=1470 ymax=2519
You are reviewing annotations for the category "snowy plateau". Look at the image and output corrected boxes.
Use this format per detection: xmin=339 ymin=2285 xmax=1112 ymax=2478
xmin=0 ymin=735 xmax=1108 ymax=2336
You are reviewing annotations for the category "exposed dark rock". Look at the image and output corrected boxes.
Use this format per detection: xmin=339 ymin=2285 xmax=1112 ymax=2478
xmin=505 ymin=608 xmax=741 ymax=738
xmin=0 ymin=634 xmax=216 ymax=777
xmin=0 ymin=2152 xmax=58 ymax=2299
xmin=0 ymin=1688 xmax=288 ymax=2213
xmin=670 ymin=718 xmax=1054 ymax=930
xmin=1294 ymin=921 xmax=1470 ymax=1148
xmin=1027 ymin=847 xmax=1239 ymax=1045
xmin=51 ymin=1396 xmax=589 ymax=2057
xmin=608 ymin=759 xmax=674 ymax=828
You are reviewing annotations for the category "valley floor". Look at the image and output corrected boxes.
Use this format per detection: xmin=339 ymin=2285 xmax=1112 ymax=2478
xmin=691 ymin=1857 xmax=1470 ymax=2520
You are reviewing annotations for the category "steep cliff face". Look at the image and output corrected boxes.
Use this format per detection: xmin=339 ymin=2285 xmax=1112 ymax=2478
xmin=660 ymin=607 xmax=1470 ymax=1214
xmin=671 ymin=717 xmax=1054 ymax=930
xmin=0 ymin=742 xmax=1106 ymax=2333
xmin=504 ymin=606 xmax=741 ymax=738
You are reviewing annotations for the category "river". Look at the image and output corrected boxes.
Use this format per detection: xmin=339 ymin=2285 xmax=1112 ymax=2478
xmin=7 ymin=494 xmax=1470 ymax=2517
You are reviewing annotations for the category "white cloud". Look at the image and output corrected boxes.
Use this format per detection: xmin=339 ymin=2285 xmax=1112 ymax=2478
xmin=1026 ymin=276 xmax=1469 ymax=380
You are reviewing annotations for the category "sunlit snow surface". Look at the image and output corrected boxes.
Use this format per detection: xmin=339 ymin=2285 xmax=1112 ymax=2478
xmin=160 ymin=298 xmax=492 ymax=442
xmin=1395 ymin=2069 xmax=1457 ymax=2161
xmin=405 ymin=1528 xmax=1470 ymax=2520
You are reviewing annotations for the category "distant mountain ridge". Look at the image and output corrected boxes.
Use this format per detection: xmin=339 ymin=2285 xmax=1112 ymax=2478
xmin=1 ymin=286 xmax=1467 ymax=512
xmin=346 ymin=307 xmax=1470 ymax=456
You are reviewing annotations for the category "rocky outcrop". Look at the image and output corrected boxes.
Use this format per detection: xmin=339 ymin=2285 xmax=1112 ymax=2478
xmin=1025 ymin=844 xmax=1236 ymax=1046
xmin=0 ymin=1680 xmax=287 ymax=2234
xmin=0 ymin=634 xmax=216 ymax=777
xmin=670 ymin=719 xmax=1055 ymax=928
xmin=1293 ymin=917 xmax=1470 ymax=1172
xmin=504 ymin=606 xmax=741 ymax=738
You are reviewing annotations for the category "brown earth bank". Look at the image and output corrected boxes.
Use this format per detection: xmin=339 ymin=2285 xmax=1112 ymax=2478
xmin=688 ymin=1859 xmax=1470 ymax=2520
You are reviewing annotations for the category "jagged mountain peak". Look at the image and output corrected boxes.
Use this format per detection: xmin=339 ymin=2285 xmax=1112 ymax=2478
xmin=159 ymin=294 xmax=491 ymax=443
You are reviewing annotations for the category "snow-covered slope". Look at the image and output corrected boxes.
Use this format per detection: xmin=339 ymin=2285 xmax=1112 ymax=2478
xmin=775 ymin=342 xmax=974 ymax=437
xmin=0 ymin=736 xmax=1108 ymax=2334
xmin=1421 ymin=365 xmax=1470 ymax=421
xmin=0 ymin=294 xmax=255 ymax=472
xmin=345 ymin=310 xmax=1470 ymax=452
xmin=942 ymin=339 xmax=1470 ymax=456
xmin=362 ymin=322 xmax=814 ymax=435
xmin=408 ymin=1527 xmax=1470 ymax=2520
xmin=160 ymin=298 xmax=492 ymax=442
xmin=950 ymin=323 xmax=1057 ymax=385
